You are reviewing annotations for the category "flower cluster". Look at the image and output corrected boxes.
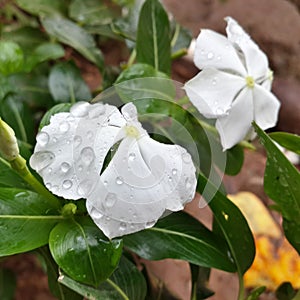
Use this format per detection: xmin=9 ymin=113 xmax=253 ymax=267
xmin=184 ymin=17 xmax=281 ymax=150
xmin=30 ymin=102 xmax=197 ymax=238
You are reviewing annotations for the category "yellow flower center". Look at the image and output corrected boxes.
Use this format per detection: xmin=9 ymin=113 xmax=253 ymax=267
xmin=246 ymin=76 xmax=255 ymax=88
xmin=125 ymin=125 xmax=139 ymax=138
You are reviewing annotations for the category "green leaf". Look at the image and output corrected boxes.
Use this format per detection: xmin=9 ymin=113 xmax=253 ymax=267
xmin=0 ymin=188 xmax=61 ymax=257
xmin=269 ymin=132 xmax=300 ymax=155
xmin=48 ymin=62 xmax=91 ymax=103
xmin=38 ymin=247 xmax=83 ymax=300
xmin=59 ymin=256 xmax=147 ymax=300
xmin=225 ymin=144 xmax=244 ymax=175
xmin=246 ymin=286 xmax=266 ymax=300
xmin=15 ymin=0 xmax=66 ymax=16
xmin=0 ymin=94 xmax=35 ymax=144
xmin=276 ymin=282 xmax=297 ymax=300
xmin=42 ymin=16 xmax=104 ymax=69
xmin=171 ymin=23 xmax=192 ymax=55
xmin=0 ymin=75 xmax=14 ymax=100
xmin=49 ymin=217 xmax=123 ymax=286
xmin=254 ymin=123 xmax=300 ymax=253
xmin=1 ymin=27 xmax=47 ymax=54
xmin=0 ymin=158 xmax=29 ymax=189
xmin=24 ymin=43 xmax=65 ymax=72
xmin=115 ymin=63 xmax=167 ymax=84
xmin=69 ymin=0 xmax=114 ymax=25
xmin=0 ymin=268 xmax=16 ymax=300
xmin=197 ymin=174 xmax=255 ymax=275
xmin=0 ymin=41 xmax=24 ymax=76
xmin=136 ymin=0 xmax=171 ymax=74
xmin=124 ymin=212 xmax=236 ymax=272
xmin=39 ymin=103 xmax=72 ymax=130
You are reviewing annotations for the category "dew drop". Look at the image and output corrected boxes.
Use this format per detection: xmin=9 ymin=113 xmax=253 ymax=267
xmin=59 ymin=121 xmax=70 ymax=133
xmin=87 ymin=131 xmax=93 ymax=140
xmin=207 ymin=52 xmax=214 ymax=60
xmin=62 ymin=180 xmax=72 ymax=190
xmin=200 ymin=48 xmax=205 ymax=55
xmin=77 ymin=180 xmax=93 ymax=196
xmin=74 ymin=135 xmax=82 ymax=148
xmin=91 ymin=208 xmax=103 ymax=219
xmin=30 ymin=151 xmax=55 ymax=172
xmin=61 ymin=162 xmax=71 ymax=173
xmin=103 ymin=180 xmax=108 ymax=186
xmin=182 ymin=152 xmax=191 ymax=163
xmin=216 ymin=107 xmax=224 ymax=115
xmin=212 ymin=78 xmax=217 ymax=85
xmin=279 ymin=176 xmax=288 ymax=187
xmin=217 ymin=55 xmax=221 ymax=61
xmin=80 ymin=147 xmax=95 ymax=165
xmin=36 ymin=132 xmax=49 ymax=146
xmin=105 ymin=193 xmax=117 ymax=208
xmin=70 ymin=102 xmax=89 ymax=117
xmin=115 ymin=176 xmax=124 ymax=185
xmin=46 ymin=182 xmax=52 ymax=189
xmin=88 ymin=104 xmax=106 ymax=118
xmin=119 ymin=222 xmax=127 ymax=231
xmin=185 ymin=177 xmax=193 ymax=190
xmin=48 ymin=168 xmax=52 ymax=174
xmin=172 ymin=168 xmax=177 ymax=175
xmin=52 ymin=185 xmax=59 ymax=193
xmin=52 ymin=137 xmax=57 ymax=143
xmin=128 ymin=152 xmax=136 ymax=161
xmin=78 ymin=165 xmax=83 ymax=172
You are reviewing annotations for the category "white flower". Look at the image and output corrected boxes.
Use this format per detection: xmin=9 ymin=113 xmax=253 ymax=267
xmin=184 ymin=17 xmax=281 ymax=150
xmin=30 ymin=101 xmax=197 ymax=238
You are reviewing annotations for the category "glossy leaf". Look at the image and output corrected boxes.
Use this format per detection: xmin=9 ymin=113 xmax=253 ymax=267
xmin=269 ymin=132 xmax=300 ymax=155
xmin=225 ymin=144 xmax=244 ymax=175
xmin=24 ymin=43 xmax=65 ymax=72
xmin=39 ymin=103 xmax=72 ymax=130
xmin=48 ymin=62 xmax=91 ymax=103
xmin=124 ymin=212 xmax=236 ymax=272
xmin=42 ymin=16 xmax=104 ymax=69
xmin=69 ymin=0 xmax=114 ymax=25
xmin=0 ymin=268 xmax=16 ymax=300
xmin=59 ymin=256 xmax=147 ymax=300
xmin=197 ymin=174 xmax=255 ymax=274
xmin=0 ymin=158 xmax=29 ymax=189
xmin=49 ymin=217 xmax=123 ymax=286
xmin=15 ymin=0 xmax=66 ymax=16
xmin=136 ymin=0 xmax=171 ymax=74
xmin=38 ymin=247 xmax=83 ymax=300
xmin=0 ymin=41 xmax=24 ymax=76
xmin=0 ymin=188 xmax=61 ymax=256
xmin=254 ymin=123 xmax=300 ymax=254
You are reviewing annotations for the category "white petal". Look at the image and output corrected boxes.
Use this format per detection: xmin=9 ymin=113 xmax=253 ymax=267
xmin=87 ymin=135 xmax=197 ymax=239
xmin=30 ymin=102 xmax=125 ymax=200
xmin=216 ymin=88 xmax=254 ymax=150
xmin=184 ymin=68 xmax=246 ymax=118
xmin=225 ymin=17 xmax=269 ymax=79
xmin=194 ymin=29 xmax=246 ymax=76
xmin=253 ymin=84 xmax=281 ymax=130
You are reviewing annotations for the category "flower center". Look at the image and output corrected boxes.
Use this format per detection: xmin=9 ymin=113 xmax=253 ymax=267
xmin=246 ymin=76 xmax=255 ymax=88
xmin=125 ymin=125 xmax=139 ymax=138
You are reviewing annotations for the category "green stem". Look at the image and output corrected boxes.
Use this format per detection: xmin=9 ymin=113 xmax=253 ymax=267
xmin=10 ymin=155 xmax=61 ymax=210
xmin=126 ymin=49 xmax=136 ymax=68
xmin=106 ymin=279 xmax=129 ymax=300
xmin=293 ymin=290 xmax=300 ymax=300
xmin=237 ymin=274 xmax=245 ymax=300
xmin=171 ymin=48 xmax=188 ymax=60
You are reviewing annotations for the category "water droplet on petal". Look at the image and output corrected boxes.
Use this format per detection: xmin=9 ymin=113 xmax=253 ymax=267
xmin=217 ymin=55 xmax=221 ymax=61
xmin=74 ymin=135 xmax=82 ymax=148
xmin=52 ymin=137 xmax=57 ymax=143
xmin=182 ymin=152 xmax=191 ymax=163
xmin=207 ymin=52 xmax=214 ymax=60
xmin=36 ymin=132 xmax=49 ymax=146
xmin=30 ymin=151 xmax=55 ymax=172
xmin=115 ymin=177 xmax=124 ymax=185
xmin=185 ymin=177 xmax=193 ymax=190
xmin=216 ymin=107 xmax=224 ymax=115
xmin=172 ymin=168 xmax=177 ymax=175
xmin=48 ymin=168 xmax=52 ymax=174
xmin=105 ymin=193 xmax=117 ymax=208
xmin=88 ymin=104 xmax=105 ymax=118
xmin=212 ymin=78 xmax=217 ymax=85
xmin=119 ymin=222 xmax=127 ymax=231
xmin=61 ymin=162 xmax=71 ymax=173
xmin=91 ymin=208 xmax=103 ymax=219
xmin=46 ymin=182 xmax=52 ymax=189
xmin=70 ymin=102 xmax=89 ymax=117
xmin=52 ymin=185 xmax=58 ymax=193
xmin=103 ymin=180 xmax=108 ymax=186
xmin=59 ymin=121 xmax=70 ymax=133
xmin=87 ymin=131 xmax=93 ymax=140
xmin=62 ymin=180 xmax=72 ymax=189
xmin=128 ymin=153 xmax=136 ymax=161
xmin=81 ymin=147 xmax=95 ymax=165
xmin=77 ymin=180 xmax=93 ymax=196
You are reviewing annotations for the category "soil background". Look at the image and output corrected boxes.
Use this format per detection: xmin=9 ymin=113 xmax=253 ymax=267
xmin=1 ymin=0 xmax=300 ymax=299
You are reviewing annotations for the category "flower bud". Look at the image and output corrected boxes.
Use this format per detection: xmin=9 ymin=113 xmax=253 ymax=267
xmin=0 ymin=117 xmax=19 ymax=161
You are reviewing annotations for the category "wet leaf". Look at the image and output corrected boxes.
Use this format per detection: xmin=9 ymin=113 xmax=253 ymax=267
xmin=269 ymin=132 xmax=300 ymax=155
xmin=0 ymin=188 xmax=61 ymax=256
xmin=49 ymin=217 xmax=123 ymax=286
